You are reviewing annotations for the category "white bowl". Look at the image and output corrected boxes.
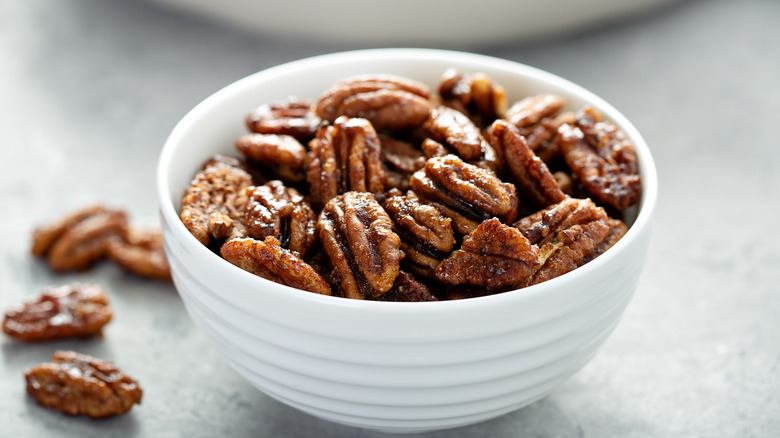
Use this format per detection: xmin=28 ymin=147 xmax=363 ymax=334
xmin=157 ymin=49 xmax=657 ymax=433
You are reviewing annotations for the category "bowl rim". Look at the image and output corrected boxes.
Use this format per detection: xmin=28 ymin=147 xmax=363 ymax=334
xmin=156 ymin=48 xmax=658 ymax=313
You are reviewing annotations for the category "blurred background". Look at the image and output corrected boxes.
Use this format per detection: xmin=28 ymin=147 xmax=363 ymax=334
xmin=1 ymin=0 xmax=779 ymax=437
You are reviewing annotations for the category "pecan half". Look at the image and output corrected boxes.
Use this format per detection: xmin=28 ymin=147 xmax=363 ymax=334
xmin=245 ymin=96 xmax=320 ymax=142
xmin=236 ymin=133 xmax=308 ymax=183
xmin=514 ymin=197 xmax=627 ymax=285
xmin=25 ymin=351 xmax=142 ymax=418
xmin=423 ymin=105 xmax=490 ymax=162
xmin=558 ymin=106 xmax=642 ymax=210
xmin=221 ymin=237 xmax=332 ymax=295
xmin=244 ymin=181 xmax=317 ymax=256
xmin=435 ymin=218 xmax=539 ymax=290
xmin=486 ymin=119 xmax=565 ymax=208
xmin=505 ymin=94 xmax=565 ymax=128
xmin=439 ymin=68 xmax=507 ymax=127
xmin=380 ymin=135 xmax=426 ymax=191
xmin=316 ymin=74 xmax=431 ymax=124
xmin=3 ymin=283 xmax=112 ymax=342
xmin=410 ymin=155 xmax=518 ymax=235
xmin=106 ymin=225 xmax=171 ymax=281
xmin=383 ymin=190 xmax=454 ymax=277
xmin=180 ymin=156 xmax=252 ymax=246
xmin=307 ymin=116 xmax=386 ymax=209
xmin=317 ymin=192 xmax=404 ymax=299
xmin=337 ymin=89 xmax=433 ymax=131
xmin=35 ymin=207 xmax=127 ymax=272
xmin=377 ymin=271 xmax=438 ymax=302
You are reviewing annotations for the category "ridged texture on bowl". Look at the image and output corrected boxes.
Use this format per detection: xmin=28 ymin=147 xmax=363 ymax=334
xmin=157 ymin=49 xmax=657 ymax=433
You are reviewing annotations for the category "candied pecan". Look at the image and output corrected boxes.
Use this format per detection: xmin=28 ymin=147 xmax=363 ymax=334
xmin=31 ymin=205 xmax=107 ymax=257
xmin=317 ymin=192 xmax=404 ymax=299
xmin=383 ymin=190 xmax=454 ymax=277
xmin=513 ymin=198 xmax=627 ymax=285
xmin=558 ymin=106 xmax=642 ymax=210
xmin=410 ymin=155 xmax=518 ymax=235
xmin=180 ymin=157 xmax=252 ymax=246
xmin=40 ymin=207 xmax=127 ymax=272
xmin=337 ymin=89 xmax=433 ymax=131
xmin=380 ymin=135 xmax=426 ymax=191
xmin=245 ymin=96 xmax=320 ymax=142
xmin=505 ymin=94 xmax=565 ymax=129
xmin=486 ymin=119 xmax=565 ymax=208
xmin=377 ymin=271 xmax=437 ymax=302
xmin=235 ymin=133 xmax=308 ymax=183
xmin=424 ymin=105 xmax=489 ymax=162
xmin=439 ymin=68 xmax=507 ymax=126
xmin=435 ymin=218 xmax=539 ymax=290
xmin=106 ymin=225 xmax=171 ymax=281
xmin=244 ymin=181 xmax=317 ymax=256
xmin=221 ymin=237 xmax=332 ymax=295
xmin=3 ymin=283 xmax=112 ymax=342
xmin=316 ymin=74 xmax=431 ymax=123
xmin=25 ymin=351 xmax=142 ymax=418
xmin=307 ymin=116 xmax=386 ymax=209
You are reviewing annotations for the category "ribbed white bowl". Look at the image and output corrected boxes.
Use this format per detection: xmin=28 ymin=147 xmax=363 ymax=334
xmin=157 ymin=49 xmax=657 ymax=433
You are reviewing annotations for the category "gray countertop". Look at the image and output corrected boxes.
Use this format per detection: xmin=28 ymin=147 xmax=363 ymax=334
xmin=1 ymin=1 xmax=779 ymax=436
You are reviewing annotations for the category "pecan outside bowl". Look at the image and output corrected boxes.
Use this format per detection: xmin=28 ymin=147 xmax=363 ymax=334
xmin=156 ymin=49 xmax=657 ymax=433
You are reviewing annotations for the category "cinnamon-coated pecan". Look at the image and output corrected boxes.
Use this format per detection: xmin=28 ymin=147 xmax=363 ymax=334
xmin=486 ymin=119 xmax=565 ymax=208
xmin=380 ymin=135 xmax=426 ymax=191
xmin=558 ymin=106 xmax=642 ymax=210
xmin=34 ymin=207 xmax=127 ymax=272
xmin=435 ymin=218 xmax=539 ymax=290
xmin=236 ymin=133 xmax=308 ymax=183
xmin=383 ymin=190 xmax=454 ymax=278
xmin=106 ymin=225 xmax=171 ymax=282
xmin=377 ymin=271 xmax=438 ymax=302
xmin=221 ymin=236 xmax=331 ymax=295
xmin=410 ymin=155 xmax=518 ymax=235
xmin=244 ymin=181 xmax=317 ymax=256
xmin=514 ymin=197 xmax=627 ymax=285
xmin=316 ymin=74 xmax=431 ymax=125
xmin=423 ymin=106 xmax=490 ymax=162
xmin=337 ymin=89 xmax=433 ymax=131
xmin=307 ymin=116 xmax=386 ymax=209
xmin=25 ymin=351 xmax=142 ymax=418
xmin=245 ymin=96 xmax=320 ymax=142
xmin=180 ymin=156 xmax=252 ymax=246
xmin=317 ymin=192 xmax=404 ymax=299
xmin=439 ymin=68 xmax=507 ymax=127
xmin=3 ymin=283 xmax=112 ymax=342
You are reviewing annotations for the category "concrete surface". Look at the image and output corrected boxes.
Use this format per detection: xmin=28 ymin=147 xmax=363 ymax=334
xmin=1 ymin=0 xmax=778 ymax=436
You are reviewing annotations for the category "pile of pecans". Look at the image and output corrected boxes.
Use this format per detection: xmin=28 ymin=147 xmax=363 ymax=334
xmin=180 ymin=70 xmax=642 ymax=301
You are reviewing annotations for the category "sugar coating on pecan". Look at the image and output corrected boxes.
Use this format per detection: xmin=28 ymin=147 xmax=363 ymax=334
xmin=180 ymin=157 xmax=252 ymax=246
xmin=245 ymin=96 xmax=320 ymax=142
xmin=435 ymin=218 xmax=539 ymax=289
xmin=558 ymin=106 xmax=642 ymax=210
xmin=316 ymin=74 xmax=431 ymax=123
xmin=221 ymin=237 xmax=332 ymax=295
xmin=317 ymin=192 xmax=404 ymax=299
xmin=439 ymin=68 xmax=507 ymax=127
xmin=235 ymin=133 xmax=308 ymax=183
xmin=35 ymin=207 xmax=127 ymax=272
xmin=410 ymin=155 xmax=518 ymax=235
xmin=377 ymin=271 xmax=438 ymax=302
xmin=106 ymin=225 xmax=172 ymax=282
xmin=486 ymin=119 xmax=565 ymax=208
xmin=244 ymin=181 xmax=317 ymax=256
xmin=514 ymin=197 xmax=627 ymax=285
xmin=2 ymin=283 xmax=112 ymax=342
xmin=383 ymin=190 xmax=454 ymax=277
xmin=307 ymin=116 xmax=386 ymax=209
xmin=25 ymin=350 xmax=143 ymax=418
